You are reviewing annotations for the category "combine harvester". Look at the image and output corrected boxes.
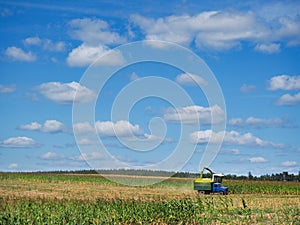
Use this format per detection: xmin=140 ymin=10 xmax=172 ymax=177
xmin=194 ymin=167 xmax=228 ymax=195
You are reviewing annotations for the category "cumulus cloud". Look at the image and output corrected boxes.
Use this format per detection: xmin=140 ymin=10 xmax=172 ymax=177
xmin=8 ymin=163 xmax=18 ymax=169
xmin=24 ymin=37 xmax=65 ymax=52
xmin=77 ymin=138 xmax=95 ymax=145
xmin=5 ymin=46 xmax=36 ymax=62
xmin=19 ymin=122 xmax=42 ymax=131
xmin=268 ymin=75 xmax=300 ymax=106
xmin=130 ymin=10 xmax=300 ymax=52
xmin=175 ymin=73 xmax=207 ymax=86
xmin=276 ymin=17 xmax=300 ymax=46
xmin=67 ymin=18 xmax=127 ymax=67
xmin=41 ymin=120 xmax=65 ymax=133
xmin=19 ymin=120 xmax=67 ymax=133
xmin=68 ymin=18 xmax=126 ymax=45
xmin=73 ymin=122 xmax=94 ymax=135
xmin=281 ymin=161 xmax=297 ymax=167
xmin=40 ymin=151 xmax=64 ymax=160
xmin=240 ymin=84 xmax=256 ymax=93
xmin=131 ymin=11 xmax=266 ymax=51
xmin=228 ymin=116 xmax=295 ymax=128
xmin=254 ymin=43 xmax=281 ymax=53
xmin=70 ymin=152 xmax=104 ymax=161
xmin=248 ymin=157 xmax=268 ymax=163
xmin=0 ymin=84 xmax=16 ymax=93
xmin=73 ymin=120 xmax=171 ymax=146
xmin=190 ymin=129 xmax=284 ymax=148
xmin=164 ymin=104 xmax=225 ymax=125
xmin=95 ymin=120 xmax=143 ymax=137
xmin=268 ymin=75 xmax=300 ymax=91
xmin=0 ymin=136 xmax=38 ymax=148
xmin=276 ymin=92 xmax=300 ymax=106
xmin=67 ymin=44 xmax=125 ymax=67
xmin=36 ymin=81 xmax=96 ymax=104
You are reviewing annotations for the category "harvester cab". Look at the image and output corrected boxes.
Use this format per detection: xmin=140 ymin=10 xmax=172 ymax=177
xmin=194 ymin=167 xmax=228 ymax=195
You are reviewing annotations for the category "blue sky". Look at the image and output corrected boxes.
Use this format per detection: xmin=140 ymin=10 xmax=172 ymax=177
xmin=0 ymin=0 xmax=300 ymax=175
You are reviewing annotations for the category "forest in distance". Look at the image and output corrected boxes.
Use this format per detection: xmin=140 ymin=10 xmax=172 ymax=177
xmin=4 ymin=169 xmax=300 ymax=182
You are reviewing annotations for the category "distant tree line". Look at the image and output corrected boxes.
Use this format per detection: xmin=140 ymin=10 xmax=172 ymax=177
xmin=35 ymin=169 xmax=300 ymax=181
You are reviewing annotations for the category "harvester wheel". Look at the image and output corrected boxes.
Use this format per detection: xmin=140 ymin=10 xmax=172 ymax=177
xmin=198 ymin=190 xmax=205 ymax=194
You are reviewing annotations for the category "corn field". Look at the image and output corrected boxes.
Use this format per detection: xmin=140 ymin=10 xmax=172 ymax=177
xmin=0 ymin=173 xmax=299 ymax=224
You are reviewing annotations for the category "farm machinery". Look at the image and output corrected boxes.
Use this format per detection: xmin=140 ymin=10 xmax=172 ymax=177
xmin=194 ymin=167 xmax=228 ymax=195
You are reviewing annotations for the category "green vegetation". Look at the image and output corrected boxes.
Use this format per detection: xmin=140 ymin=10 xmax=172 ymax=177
xmin=0 ymin=172 xmax=299 ymax=224
xmin=1 ymin=196 xmax=299 ymax=224
xmin=224 ymin=180 xmax=300 ymax=195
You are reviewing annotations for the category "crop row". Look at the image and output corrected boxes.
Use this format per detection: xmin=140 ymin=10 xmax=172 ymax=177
xmin=224 ymin=180 xmax=300 ymax=195
xmin=1 ymin=173 xmax=299 ymax=195
xmin=1 ymin=196 xmax=299 ymax=224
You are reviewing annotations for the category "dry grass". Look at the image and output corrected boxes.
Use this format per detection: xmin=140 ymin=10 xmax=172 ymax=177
xmin=1 ymin=173 xmax=299 ymax=209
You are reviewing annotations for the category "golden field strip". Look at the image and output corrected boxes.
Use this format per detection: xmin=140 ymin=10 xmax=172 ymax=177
xmin=0 ymin=173 xmax=299 ymax=224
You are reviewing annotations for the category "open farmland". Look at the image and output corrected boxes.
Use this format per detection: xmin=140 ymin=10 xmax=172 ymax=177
xmin=0 ymin=173 xmax=299 ymax=224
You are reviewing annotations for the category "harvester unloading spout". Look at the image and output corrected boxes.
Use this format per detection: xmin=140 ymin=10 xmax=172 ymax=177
xmin=194 ymin=167 xmax=228 ymax=195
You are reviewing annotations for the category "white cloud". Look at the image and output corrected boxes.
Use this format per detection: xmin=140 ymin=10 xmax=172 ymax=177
xmin=95 ymin=120 xmax=143 ymax=137
xmin=131 ymin=10 xmax=300 ymax=52
xmin=0 ymin=84 xmax=16 ymax=93
xmin=194 ymin=12 xmax=265 ymax=51
xmin=190 ymin=129 xmax=284 ymax=148
xmin=240 ymin=84 xmax=256 ymax=93
xmin=24 ymin=37 xmax=42 ymax=45
xmin=8 ymin=163 xmax=18 ymax=169
xmin=258 ymin=2 xmax=300 ymax=22
xmin=19 ymin=122 xmax=42 ymax=131
xmin=268 ymin=75 xmax=300 ymax=91
xmin=175 ymin=73 xmax=207 ymax=86
xmin=131 ymin=14 xmax=194 ymax=46
xmin=130 ymin=133 xmax=172 ymax=143
xmin=0 ymin=136 xmax=38 ymax=148
xmin=281 ymin=161 xmax=297 ymax=167
xmin=66 ymin=43 xmax=125 ymax=67
xmin=248 ymin=157 xmax=268 ymax=163
xmin=131 ymin=11 xmax=267 ymax=51
xmin=42 ymin=120 xmax=66 ymax=133
xmin=276 ymin=17 xmax=300 ymax=46
xmin=24 ymin=37 xmax=65 ymax=52
xmin=228 ymin=116 xmax=294 ymax=128
xmin=143 ymin=41 xmax=171 ymax=49
xmin=41 ymin=39 xmax=65 ymax=52
xmin=40 ymin=152 xmax=64 ymax=160
xmin=36 ymin=81 xmax=96 ymax=104
xmin=276 ymin=92 xmax=300 ymax=106
xmin=5 ymin=46 xmax=36 ymax=62
xmin=20 ymin=120 xmax=67 ymax=133
xmin=190 ymin=129 xmax=223 ymax=144
xmin=254 ymin=43 xmax=280 ymax=54
xmin=66 ymin=18 xmax=127 ymax=67
xmin=164 ymin=104 xmax=225 ymax=125
xmin=73 ymin=122 xmax=94 ymax=135
xmin=74 ymin=120 xmax=170 ymax=145
xmin=67 ymin=44 xmax=106 ymax=67
xmin=68 ymin=18 xmax=126 ymax=46
xmin=77 ymin=138 xmax=95 ymax=145
xmin=70 ymin=152 xmax=104 ymax=161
